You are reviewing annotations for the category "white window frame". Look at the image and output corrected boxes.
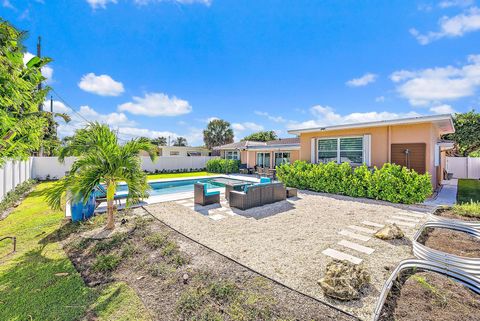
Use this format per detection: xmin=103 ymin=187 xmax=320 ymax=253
xmin=225 ymin=150 xmax=240 ymax=160
xmin=256 ymin=152 xmax=271 ymax=168
xmin=317 ymin=136 xmax=365 ymax=165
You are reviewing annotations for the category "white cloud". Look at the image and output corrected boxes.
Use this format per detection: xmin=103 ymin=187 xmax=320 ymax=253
xmin=86 ymin=0 xmax=117 ymax=9
xmin=390 ymin=54 xmax=480 ymax=105
xmin=439 ymin=0 xmax=474 ymax=8
xmin=411 ymin=7 xmax=480 ymax=44
xmin=287 ymin=105 xmax=421 ymax=130
xmin=2 ymin=0 xmax=14 ymax=9
xmin=78 ymin=73 xmax=124 ymax=96
xmin=375 ymin=96 xmax=385 ymax=103
xmin=346 ymin=73 xmax=378 ymax=87
xmin=429 ymin=104 xmax=457 ymax=114
xmin=254 ymin=111 xmax=287 ymax=123
xmin=23 ymin=52 xmax=54 ymax=83
xmin=231 ymin=122 xmax=264 ymax=132
xmin=118 ymin=92 xmax=192 ymax=117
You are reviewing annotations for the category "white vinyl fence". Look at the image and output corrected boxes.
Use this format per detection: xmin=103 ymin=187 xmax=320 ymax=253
xmin=446 ymin=157 xmax=480 ymax=179
xmin=30 ymin=156 xmax=218 ymax=180
xmin=0 ymin=159 xmax=32 ymax=202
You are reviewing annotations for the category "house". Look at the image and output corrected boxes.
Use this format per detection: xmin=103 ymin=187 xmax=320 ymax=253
xmin=287 ymin=114 xmax=455 ymax=186
xmin=140 ymin=146 xmax=211 ymax=157
xmin=213 ymin=138 xmax=300 ymax=168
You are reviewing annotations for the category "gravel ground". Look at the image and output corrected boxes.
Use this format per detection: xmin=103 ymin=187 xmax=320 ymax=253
xmin=146 ymin=191 xmax=430 ymax=320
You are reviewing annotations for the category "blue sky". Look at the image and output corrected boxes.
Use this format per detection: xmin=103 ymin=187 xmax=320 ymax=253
xmin=3 ymin=0 xmax=480 ymax=145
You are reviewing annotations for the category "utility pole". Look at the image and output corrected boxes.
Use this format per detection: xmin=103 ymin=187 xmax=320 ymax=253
xmin=50 ymin=96 xmax=53 ymax=112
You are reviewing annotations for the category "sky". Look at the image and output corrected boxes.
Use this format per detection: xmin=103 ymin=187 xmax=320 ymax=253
xmin=2 ymin=0 xmax=480 ymax=146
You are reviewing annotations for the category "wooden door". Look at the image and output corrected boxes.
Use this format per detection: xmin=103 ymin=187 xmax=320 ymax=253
xmin=391 ymin=143 xmax=426 ymax=174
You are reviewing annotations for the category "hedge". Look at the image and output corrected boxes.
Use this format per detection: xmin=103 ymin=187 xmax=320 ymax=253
xmin=276 ymin=161 xmax=432 ymax=204
xmin=206 ymin=158 xmax=240 ymax=173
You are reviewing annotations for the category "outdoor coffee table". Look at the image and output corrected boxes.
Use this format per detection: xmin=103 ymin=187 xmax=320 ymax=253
xmin=211 ymin=178 xmax=252 ymax=200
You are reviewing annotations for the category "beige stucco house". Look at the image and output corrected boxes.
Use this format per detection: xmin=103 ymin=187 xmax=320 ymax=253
xmin=214 ymin=138 xmax=300 ymax=168
xmin=140 ymin=146 xmax=211 ymax=157
xmin=288 ymin=114 xmax=455 ymax=187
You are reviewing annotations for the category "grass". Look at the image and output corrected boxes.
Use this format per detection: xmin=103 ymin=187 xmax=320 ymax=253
xmin=147 ymin=171 xmax=215 ymax=180
xmin=453 ymin=201 xmax=480 ymax=218
xmin=0 ymin=183 xmax=151 ymax=321
xmin=457 ymin=179 xmax=480 ymax=203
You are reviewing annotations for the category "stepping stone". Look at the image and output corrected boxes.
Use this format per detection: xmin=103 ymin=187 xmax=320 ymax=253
xmin=396 ymin=212 xmax=424 ymax=218
xmin=386 ymin=219 xmax=415 ymax=227
xmin=391 ymin=215 xmax=420 ymax=223
xmin=338 ymin=230 xmax=371 ymax=242
xmin=361 ymin=221 xmax=384 ymax=228
xmin=224 ymin=210 xmax=236 ymax=216
xmin=348 ymin=225 xmax=376 ymax=234
xmin=338 ymin=239 xmax=375 ymax=255
xmin=176 ymin=199 xmax=189 ymax=204
xmin=209 ymin=214 xmax=225 ymax=221
xmin=216 ymin=207 xmax=229 ymax=212
xmin=322 ymin=248 xmax=362 ymax=264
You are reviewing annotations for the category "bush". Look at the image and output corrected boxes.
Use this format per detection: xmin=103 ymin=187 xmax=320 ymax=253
xmin=453 ymin=201 xmax=480 ymax=218
xmin=0 ymin=179 xmax=36 ymax=213
xmin=276 ymin=161 xmax=432 ymax=204
xmin=206 ymin=158 xmax=240 ymax=173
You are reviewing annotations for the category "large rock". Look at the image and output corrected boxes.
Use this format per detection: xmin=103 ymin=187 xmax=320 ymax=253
xmin=374 ymin=223 xmax=405 ymax=240
xmin=318 ymin=260 xmax=370 ymax=301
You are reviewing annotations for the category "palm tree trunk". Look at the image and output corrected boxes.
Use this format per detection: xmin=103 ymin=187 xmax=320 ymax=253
xmin=105 ymin=181 xmax=116 ymax=230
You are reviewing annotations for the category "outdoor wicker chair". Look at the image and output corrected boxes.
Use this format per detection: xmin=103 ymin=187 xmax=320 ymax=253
xmin=194 ymin=183 xmax=220 ymax=206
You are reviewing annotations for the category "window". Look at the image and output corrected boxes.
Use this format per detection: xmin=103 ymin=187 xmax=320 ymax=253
xmin=274 ymin=152 xmax=291 ymax=167
xmin=318 ymin=137 xmax=364 ymax=164
xmin=170 ymin=151 xmax=180 ymax=156
xmin=187 ymin=151 xmax=201 ymax=156
xmin=225 ymin=151 xmax=239 ymax=160
xmin=256 ymin=152 xmax=271 ymax=168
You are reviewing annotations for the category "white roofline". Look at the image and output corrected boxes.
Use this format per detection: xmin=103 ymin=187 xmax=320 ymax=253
xmin=288 ymin=114 xmax=454 ymax=135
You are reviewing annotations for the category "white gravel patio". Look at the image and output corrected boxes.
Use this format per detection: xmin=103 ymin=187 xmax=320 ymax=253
xmin=145 ymin=191 xmax=431 ymax=320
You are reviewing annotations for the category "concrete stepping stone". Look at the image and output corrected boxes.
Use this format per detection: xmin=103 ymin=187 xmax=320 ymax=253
xmin=386 ymin=219 xmax=415 ymax=227
xmin=395 ymin=211 xmax=425 ymax=218
xmin=361 ymin=221 xmax=384 ymax=228
xmin=322 ymin=248 xmax=362 ymax=264
xmin=348 ymin=225 xmax=377 ymax=234
xmin=338 ymin=230 xmax=371 ymax=242
xmin=338 ymin=239 xmax=375 ymax=255
xmin=209 ymin=214 xmax=225 ymax=221
xmin=391 ymin=215 xmax=420 ymax=223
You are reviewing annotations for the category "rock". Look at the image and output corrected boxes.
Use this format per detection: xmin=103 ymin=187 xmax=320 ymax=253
xmin=136 ymin=276 xmax=145 ymax=280
xmin=54 ymin=272 xmax=69 ymax=277
xmin=318 ymin=260 xmax=370 ymax=301
xmin=374 ymin=223 xmax=404 ymax=240
xmin=183 ymin=273 xmax=189 ymax=284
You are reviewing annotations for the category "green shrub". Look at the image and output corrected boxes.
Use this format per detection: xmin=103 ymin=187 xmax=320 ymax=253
xmin=144 ymin=232 xmax=167 ymax=249
xmin=206 ymin=158 xmax=240 ymax=173
xmin=276 ymin=161 xmax=432 ymax=204
xmin=0 ymin=179 xmax=36 ymax=213
xmin=92 ymin=254 xmax=122 ymax=272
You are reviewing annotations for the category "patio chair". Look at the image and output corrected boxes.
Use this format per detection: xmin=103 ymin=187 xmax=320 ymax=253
xmin=229 ymin=182 xmax=286 ymax=210
xmin=239 ymin=163 xmax=249 ymax=174
xmin=194 ymin=183 xmax=220 ymax=206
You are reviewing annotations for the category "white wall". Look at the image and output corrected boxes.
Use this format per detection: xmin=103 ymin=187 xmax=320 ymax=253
xmin=30 ymin=156 xmax=218 ymax=180
xmin=0 ymin=159 xmax=32 ymax=202
xmin=446 ymin=157 xmax=480 ymax=179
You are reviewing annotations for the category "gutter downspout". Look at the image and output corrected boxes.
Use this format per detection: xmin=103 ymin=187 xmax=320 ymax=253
xmin=387 ymin=126 xmax=391 ymax=163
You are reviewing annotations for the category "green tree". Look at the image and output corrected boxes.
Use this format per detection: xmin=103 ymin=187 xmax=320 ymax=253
xmin=44 ymin=122 xmax=156 ymax=230
xmin=173 ymin=136 xmax=188 ymax=146
xmin=242 ymin=130 xmax=278 ymax=142
xmin=443 ymin=110 xmax=480 ymax=156
xmin=151 ymin=136 xmax=167 ymax=146
xmin=203 ymin=119 xmax=234 ymax=149
xmin=0 ymin=19 xmax=68 ymax=163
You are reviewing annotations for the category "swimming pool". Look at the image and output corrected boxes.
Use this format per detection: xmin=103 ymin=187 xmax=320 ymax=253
xmin=114 ymin=177 xmax=248 ymax=196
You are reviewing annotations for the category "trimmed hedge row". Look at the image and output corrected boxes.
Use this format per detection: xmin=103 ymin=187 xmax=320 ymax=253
xmin=206 ymin=158 xmax=240 ymax=173
xmin=276 ymin=161 xmax=432 ymax=204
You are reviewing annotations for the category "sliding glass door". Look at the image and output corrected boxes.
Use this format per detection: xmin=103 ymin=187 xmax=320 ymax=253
xmin=256 ymin=152 xmax=271 ymax=168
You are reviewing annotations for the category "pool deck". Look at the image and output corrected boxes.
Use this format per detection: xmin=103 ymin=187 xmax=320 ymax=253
xmin=94 ymin=174 xmax=260 ymax=213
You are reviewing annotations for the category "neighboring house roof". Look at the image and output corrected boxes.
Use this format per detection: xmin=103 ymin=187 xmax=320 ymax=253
xmin=214 ymin=138 xmax=300 ymax=150
xmin=288 ymin=114 xmax=455 ymax=135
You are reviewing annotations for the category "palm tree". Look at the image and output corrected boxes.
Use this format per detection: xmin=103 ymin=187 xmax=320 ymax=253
xmin=203 ymin=119 xmax=234 ymax=149
xmin=173 ymin=136 xmax=188 ymax=146
xmin=44 ymin=122 xmax=156 ymax=230
xmin=151 ymin=136 xmax=167 ymax=146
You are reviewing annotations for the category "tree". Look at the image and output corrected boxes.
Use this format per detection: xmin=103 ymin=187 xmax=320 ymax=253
xmin=0 ymin=19 xmax=68 ymax=164
xmin=203 ymin=119 xmax=234 ymax=149
xmin=44 ymin=122 xmax=156 ymax=230
xmin=173 ymin=136 xmax=188 ymax=146
xmin=151 ymin=136 xmax=167 ymax=146
xmin=242 ymin=130 xmax=278 ymax=142
xmin=443 ymin=111 xmax=480 ymax=156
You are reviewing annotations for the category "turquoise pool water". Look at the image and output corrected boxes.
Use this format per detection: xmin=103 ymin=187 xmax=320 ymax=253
xmin=114 ymin=177 xmax=245 ymax=196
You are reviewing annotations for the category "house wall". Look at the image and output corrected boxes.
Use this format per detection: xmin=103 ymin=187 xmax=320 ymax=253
xmin=298 ymin=122 xmax=443 ymax=186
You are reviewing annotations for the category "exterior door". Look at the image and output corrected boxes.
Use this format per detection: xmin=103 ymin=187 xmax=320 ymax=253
xmin=391 ymin=143 xmax=426 ymax=174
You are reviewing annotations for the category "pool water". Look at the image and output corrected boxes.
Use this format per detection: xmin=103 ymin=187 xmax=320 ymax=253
xmin=114 ymin=177 xmax=244 ymax=196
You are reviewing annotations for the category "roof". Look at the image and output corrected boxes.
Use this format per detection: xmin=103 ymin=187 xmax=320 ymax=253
xmin=288 ymin=114 xmax=455 ymax=135
xmin=213 ymin=138 xmax=300 ymax=150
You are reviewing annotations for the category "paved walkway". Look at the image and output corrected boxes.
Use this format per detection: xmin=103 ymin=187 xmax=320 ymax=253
xmin=423 ymin=179 xmax=458 ymax=207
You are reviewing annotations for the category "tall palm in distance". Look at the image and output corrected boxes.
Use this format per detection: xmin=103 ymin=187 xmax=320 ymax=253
xmin=173 ymin=136 xmax=188 ymax=146
xmin=44 ymin=122 xmax=157 ymax=230
xmin=203 ymin=119 xmax=234 ymax=149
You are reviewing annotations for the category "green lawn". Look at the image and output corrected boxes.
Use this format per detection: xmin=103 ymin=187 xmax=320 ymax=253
xmin=147 ymin=171 xmax=215 ymax=180
xmin=457 ymin=179 xmax=480 ymax=203
xmin=0 ymin=183 xmax=150 ymax=321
